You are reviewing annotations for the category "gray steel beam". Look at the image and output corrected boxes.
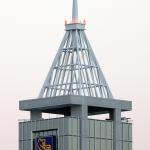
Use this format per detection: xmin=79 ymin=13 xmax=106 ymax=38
xmin=19 ymin=96 xmax=132 ymax=112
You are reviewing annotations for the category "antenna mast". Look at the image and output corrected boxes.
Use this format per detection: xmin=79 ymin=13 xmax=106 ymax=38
xmin=72 ymin=0 xmax=79 ymax=22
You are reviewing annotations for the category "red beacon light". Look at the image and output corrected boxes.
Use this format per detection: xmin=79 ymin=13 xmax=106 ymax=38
xmin=83 ymin=19 xmax=86 ymax=25
xmin=64 ymin=20 xmax=67 ymax=25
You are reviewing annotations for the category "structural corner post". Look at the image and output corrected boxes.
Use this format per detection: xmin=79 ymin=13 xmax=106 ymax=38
xmin=30 ymin=110 xmax=42 ymax=120
xmin=111 ymin=108 xmax=122 ymax=150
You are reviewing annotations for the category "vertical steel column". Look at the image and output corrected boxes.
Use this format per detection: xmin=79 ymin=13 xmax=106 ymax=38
xmin=71 ymin=105 xmax=88 ymax=150
xmin=80 ymin=105 xmax=88 ymax=150
xmin=112 ymin=108 xmax=122 ymax=150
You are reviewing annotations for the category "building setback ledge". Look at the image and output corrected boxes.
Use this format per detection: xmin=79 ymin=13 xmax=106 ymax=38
xmin=19 ymin=95 xmax=132 ymax=112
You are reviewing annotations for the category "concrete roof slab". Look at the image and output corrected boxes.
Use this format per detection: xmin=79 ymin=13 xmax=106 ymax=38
xmin=19 ymin=95 xmax=132 ymax=112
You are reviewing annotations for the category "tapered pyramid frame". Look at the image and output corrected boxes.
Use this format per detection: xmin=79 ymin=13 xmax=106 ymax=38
xmin=39 ymin=0 xmax=113 ymax=99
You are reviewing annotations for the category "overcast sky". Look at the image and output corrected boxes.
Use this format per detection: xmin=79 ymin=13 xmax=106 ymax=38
xmin=0 ymin=0 xmax=150 ymax=149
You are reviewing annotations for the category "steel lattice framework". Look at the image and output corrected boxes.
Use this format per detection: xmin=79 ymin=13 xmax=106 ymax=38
xmin=39 ymin=0 xmax=113 ymax=99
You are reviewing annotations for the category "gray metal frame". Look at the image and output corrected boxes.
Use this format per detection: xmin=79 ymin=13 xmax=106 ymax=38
xmin=38 ymin=0 xmax=113 ymax=99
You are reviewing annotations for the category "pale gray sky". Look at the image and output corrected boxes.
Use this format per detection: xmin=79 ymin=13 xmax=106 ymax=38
xmin=0 ymin=0 xmax=150 ymax=149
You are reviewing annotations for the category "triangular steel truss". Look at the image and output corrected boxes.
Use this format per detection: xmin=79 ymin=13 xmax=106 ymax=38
xmin=38 ymin=0 xmax=113 ymax=99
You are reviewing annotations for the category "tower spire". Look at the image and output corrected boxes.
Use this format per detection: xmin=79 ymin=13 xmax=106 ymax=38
xmin=72 ymin=0 xmax=78 ymax=22
xmin=38 ymin=0 xmax=113 ymax=99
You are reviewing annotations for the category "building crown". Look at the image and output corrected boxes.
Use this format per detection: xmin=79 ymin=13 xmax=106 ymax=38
xmin=38 ymin=0 xmax=113 ymax=99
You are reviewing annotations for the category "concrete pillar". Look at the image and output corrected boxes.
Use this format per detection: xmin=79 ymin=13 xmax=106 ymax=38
xmin=30 ymin=110 xmax=42 ymax=120
xmin=111 ymin=108 xmax=122 ymax=150
xmin=71 ymin=105 xmax=88 ymax=150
